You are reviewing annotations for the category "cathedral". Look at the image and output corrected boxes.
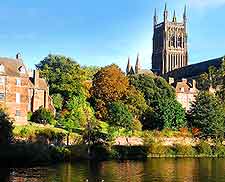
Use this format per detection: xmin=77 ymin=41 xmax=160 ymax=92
xmin=152 ymin=4 xmax=188 ymax=75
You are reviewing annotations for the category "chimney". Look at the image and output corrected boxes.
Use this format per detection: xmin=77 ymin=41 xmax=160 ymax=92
xmin=192 ymin=80 xmax=196 ymax=89
xmin=169 ymin=77 xmax=174 ymax=85
xmin=182 ymin=78 xmax=187 ymax=84
xmin=16 ymin=53 xmax=22 ymax=60
xmin=33 ymin=70 xmax=39 ymax=87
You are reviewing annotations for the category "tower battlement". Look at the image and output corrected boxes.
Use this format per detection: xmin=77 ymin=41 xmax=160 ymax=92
xmin=152 ymin=4 xmax=188 ymax=75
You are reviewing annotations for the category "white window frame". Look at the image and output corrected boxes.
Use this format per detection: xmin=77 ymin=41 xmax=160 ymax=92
xmin=16 ymin=93 xmax=20 ymax=104
xmin=0 ymin=77 xmax=4 ymax=84
xmin=16 ymin=78 xmax=21 ymax=86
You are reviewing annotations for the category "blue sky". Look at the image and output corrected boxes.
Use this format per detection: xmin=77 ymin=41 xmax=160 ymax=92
xmin=0 ymin=0 xmax=224 ymax=71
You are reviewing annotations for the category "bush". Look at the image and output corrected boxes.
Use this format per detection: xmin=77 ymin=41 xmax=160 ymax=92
xmin=142 ymin=131 xmax=154 ymax=145
xmin=174 ymin=144 xmax=196 ymax=156
xmin=131 ymin=119 xmax=143 ymax=131
xmin=0 ymin=109 xmax=14 ymax=144
xmin=196 ymin=141 xmax=212 ymax=156
xmin=149 ymin=142 xmax=172 ymax=155
xmin=111 ymin=145 xmax=148 ymax=160
xmin=213 ymin=143 xmax=225 ymax=157
xmin=30 ymin=106 xmax=56 ymax=125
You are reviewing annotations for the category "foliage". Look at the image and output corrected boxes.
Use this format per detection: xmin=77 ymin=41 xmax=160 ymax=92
xmin=196 ymin=141 xmax=212 ymax=155
xmin=123 ymin=86 xmax=148 ymax=119
xmin=198 ymin=56 xmax=225 ymax=91
xmin=59 ymin=94 xmax=95 ymax=131
xmin=36 ymin=54 xmax=86 ymax=99
xmin=108 ymin=101 xmax=133 ymax=130
xmin=0 ymin=109 xmax=14 ymax=145
xmin=174 ymin=144 xmax=196 ymax=156
xmin=91 ymin=64 xmax=129 ymax=102
xmin=149 ymin=142 xmax=171 ymax=155
xmin=129 ymin=74 xmax=184 ymax=130
xmin=52 ymin=93 xmax=63 ymax=111
xmin=90 ymin=64 xmax=129 ymax=120
xmin=131 ymin=119 xmax=143 ymax=131
xmin=213 ymin=143 xmax=225 ymax=157
xmin=31 ymin=106 xmax=56 ymax=125
xmin=129 ymin=74 xmax=175 ymax=106
xmin=188 ymin=91 xmax=225 ymax=139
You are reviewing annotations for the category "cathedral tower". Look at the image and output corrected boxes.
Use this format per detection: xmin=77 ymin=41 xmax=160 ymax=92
xmin=152 ymin=4 xmax=188 ymax=75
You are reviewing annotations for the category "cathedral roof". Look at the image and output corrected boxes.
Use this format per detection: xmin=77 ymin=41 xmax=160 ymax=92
xmin=164 ymin=57 xmax=223 ymax=80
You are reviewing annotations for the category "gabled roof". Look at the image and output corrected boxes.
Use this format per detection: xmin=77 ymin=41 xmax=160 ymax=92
xmin=0 ymin=57 xmax=28 ymax=77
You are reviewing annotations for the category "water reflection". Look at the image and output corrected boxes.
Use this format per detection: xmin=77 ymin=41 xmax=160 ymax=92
xmin=1 ymin=158 xmax=225 ymax=182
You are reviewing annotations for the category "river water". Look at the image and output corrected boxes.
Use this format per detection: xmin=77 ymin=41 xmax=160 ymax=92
xmin=1 ymin=158 xmax=225 ymax=182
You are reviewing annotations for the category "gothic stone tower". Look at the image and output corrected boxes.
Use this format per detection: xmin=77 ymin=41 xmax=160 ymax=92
xmin=152 ymin=4 xmax=188 ymax=75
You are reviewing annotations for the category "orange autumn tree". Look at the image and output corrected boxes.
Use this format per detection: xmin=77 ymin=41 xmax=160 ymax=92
xmin=90 ymin=64 xmax=129 ymax=120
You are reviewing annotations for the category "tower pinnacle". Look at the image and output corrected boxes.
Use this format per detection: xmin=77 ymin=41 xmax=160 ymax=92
xmin=164 ymin=3 xmax=168 ymax=22
xmin=154 ymin=8 xmax=157 ymax=27
xmin=135 ymin=53 xmax=141 ymax=74
xmin=172 ymin=10 xmax=177 ymax=22
xmin=126 ymin=57 xmax=131 ymax=75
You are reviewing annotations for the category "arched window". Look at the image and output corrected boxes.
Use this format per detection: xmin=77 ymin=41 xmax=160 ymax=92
xmin=177 ymin=36 xmax=182 ymax=48
xmin=0 ymin=64 xmax=5 ymax=73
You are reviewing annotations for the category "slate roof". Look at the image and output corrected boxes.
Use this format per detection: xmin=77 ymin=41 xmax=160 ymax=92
xmin=164 ymin=57 xmax=223 ymax=80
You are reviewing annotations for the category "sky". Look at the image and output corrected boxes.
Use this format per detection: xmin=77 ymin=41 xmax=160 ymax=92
xmin=0 ymin=0 xmax=224 ymax=71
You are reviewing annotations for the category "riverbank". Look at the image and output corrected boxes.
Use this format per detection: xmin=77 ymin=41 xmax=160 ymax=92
xmin=1 ymin=141 xmax=225 ymax=167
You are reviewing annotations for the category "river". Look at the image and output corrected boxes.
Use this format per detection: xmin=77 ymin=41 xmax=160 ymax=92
xmin=1 ymin=158 xmax=225 ymax=182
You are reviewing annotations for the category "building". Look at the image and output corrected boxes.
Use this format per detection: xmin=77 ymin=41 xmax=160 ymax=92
xmin=152 ymin=4 xmax=188 ymax=75
xmin=164 ymin=56 xmax=224 ymax=81
xmin=126 ymin=54 xmax=153 ymax=75
xmin=170 ymin=78 xmax=198 ymax=111
xmin=0 ymin=54 xmax=54 ymax=125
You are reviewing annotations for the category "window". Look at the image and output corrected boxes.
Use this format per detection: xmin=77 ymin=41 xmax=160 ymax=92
xmin=16 ymin=93 xmax=20 ymax=104
xmin=0 ymin=64 xmax=5 ymax=72
xmin=0 ymin=93 xmax=4 ymax=100
xmin=18 ymin=66 xmax=26 ymax=74
xmin=0 ymin=77 xmax=4 ymax=84
xmin=16 ymin=79 xmax=21 ymax=86
xmin=15 ymin=110 xmax=21 ymax=116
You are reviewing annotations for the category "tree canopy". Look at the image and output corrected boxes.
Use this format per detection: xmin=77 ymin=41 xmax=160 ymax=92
xmin=188 ymin=91 xmax=225 ymax=139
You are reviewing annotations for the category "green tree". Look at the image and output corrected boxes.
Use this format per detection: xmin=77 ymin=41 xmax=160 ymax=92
xmin=31 ymin=106 xmax=55 ymax=125
xmin=0 ymin=109 xmax=14 ymax=144
xmin=129 ymin=74 xmax=184 ymax=130
xmin=154 ymin=98 xmax=186 ymax=130
xmin=108 ymin=101 xmax=133 ymax=130
xmin=129 ymin=74 xmax=175 ymax=107
xmin=59 ymin=94 xmax=95 ymax=131
xmin=52 ymin=93 xmax=63 ymax=111
xmin=188 ymin=91 xmax=225 ymax=139
xmin=36 ymin=54 xmax=86 ymax=99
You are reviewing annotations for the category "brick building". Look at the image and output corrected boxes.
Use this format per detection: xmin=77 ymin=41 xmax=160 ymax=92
xmin=0 ymin=54 xmax=54 ymax=125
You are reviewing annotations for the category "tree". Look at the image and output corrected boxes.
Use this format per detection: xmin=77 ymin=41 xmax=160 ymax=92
xmin=31 ymin=106 xmax=55 ymax=125
xmin=129 ymin=74 xmax=184 ymax=130
xmin=52 ymin=93 xmax=63 ymax=111
xmin=153 ymin=98 xmax=186 ymax=130
xmin=122 ymin=86 xmax=148 ymax=120
xmin=108 ymin=101 xmax=133 ymax=130
xmin=129 ymin=74 xmax=175 ymax=107
xmin=0 ymin=109 xmax=14 ymax=144
xmin=90 ymin=64 xmax=129 ymax=120
xmin=36 ymin=54 xmax=86 ymax=100
xmin=59 ymin=94 xmax=95 ymax=131
xmin=91 ymin=64 xmax=129 ymax=102
xmin=188 ymin=91 xmax=225 ymax=139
